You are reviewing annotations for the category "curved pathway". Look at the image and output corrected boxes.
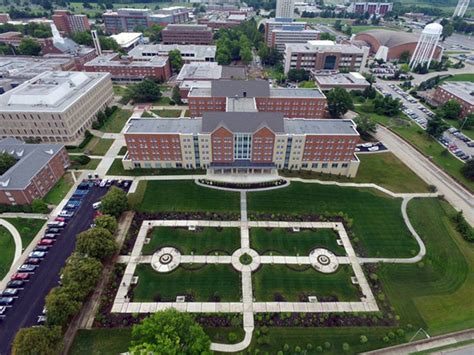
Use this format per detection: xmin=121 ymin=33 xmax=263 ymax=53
xmin=210 ymin=328 xmax=254 ymax=353
xmin=0 ymin=218 xmax=22 ymax=266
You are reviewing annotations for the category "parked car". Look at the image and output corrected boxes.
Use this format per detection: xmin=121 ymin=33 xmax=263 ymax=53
xmin=26 ymin=258 xmax=41 ymax=265
xmin=38 ymin=239 xmax=54 ymax=246
xmin=46 ymin=228 xmax=61 ymax=234
xmin=6 ymin=280 xmax=25 ymax=289
xmin=29 ymin=251 xmax=46 ymax=258
xmin=59 ymin=210 xmax=74 ymax=218
xmin=0 ymin=306 xmax=6 ymax=315
xmin=99 ymin=180 xmax=107 ymax=188
xmin=10 ymin=273 xmax=29 ymax=281
xmin=37 ymin=315 xmax=46 ymax=324
xmin=33 ymin=245 xmax=50 ymax=252
xmin=1 ymin=288 xmax=18 ymax=297
xmin=43 ymin=233 xmax=57 ymax=239
xmin=47 ymin=221 xmax=65 ymax=228
xmin=55 ymin=217 xmax=66 ymax=222
xmin=92 ymin=201 xmax=101 ymax=210
xmin=18 ymin=264 xmax=37 ymax=273
xmin=0 ymin=298 xmax=14 ymax=306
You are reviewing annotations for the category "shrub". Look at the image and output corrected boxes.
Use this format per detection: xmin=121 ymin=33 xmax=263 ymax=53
xmin=31 ymin=199 xmax=49 ymax=213
xmin=451 ymin=211 xmax=474 ymax=242
xmin=342 ymin=342 xmax=350 ymax=351
xmin=360 ymin=335 xmax=368 ymax=343
xmin=316 ymin=345 xmax=323 ymax=352
xmin=294 ymin=346 xmax=302 ymax=353
xmin=227 ymin=332 xmax=237 ymax=342
xmin=323 ymin=341 xmax=331 ymax=349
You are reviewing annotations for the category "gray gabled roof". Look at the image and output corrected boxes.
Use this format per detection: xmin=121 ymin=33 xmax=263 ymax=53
xmin=202 ymin=112 xmax=284 ymax=134
xmin=211 ymin=80 xmax=270 ymax=98
xmin=0 ymin=138 xmax=64 ymax=190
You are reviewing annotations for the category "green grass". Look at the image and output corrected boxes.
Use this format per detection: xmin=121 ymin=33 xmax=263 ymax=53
xmin=282 ymin=152 xmax=430 ymax=193
xmin=298 ymin=81 xmax=316 ymax=88
xmin=118 ymin=146 xmax=127 ymax=156
xmin=248 ymin=182 xmax=419 ymax=258
xmin=43 ymin=173 xmax=74 ymax=205
xmin=351 ymin=25 xmax=385 ymax=34
xmin=154 ymin=97 xmax=172 ymax=105
xmin=99 ymin=108 xmax=132 ymax=133
xmin=70 ymin=328 xmax=132 ymax=355
xmin=379 ymin=198 xmax=474 ymax=335
xmin=133 ymin=264 xmax=241 ymax=302
xmin=142 ymin=227 xmax=241 ymax=255
xmin=0 ymin=226 xmax=15 ymax=279
xmin=250 ymin=228 xmax=346 ymax=256
xmin=443 ymin=73 xmax=474 ymax=82
xmin=253 ymin=265 xmax=360 ymax=302
xmin=151 ymin=109 xmax=182 ymax=117
xmin=3 ymin=218 xmax=46 ymax=250
xmin=129 ymin=181 xmax=240 ymax=213
xmin=106 ymin=158 xmax=205 ymax=176
xmin=113 ymin=85 xmax=129 ymax=96
xmin=69 ymin=156 xmax=101 ymax=170
xmin=67 ymin=136 xmax=113 ymax=156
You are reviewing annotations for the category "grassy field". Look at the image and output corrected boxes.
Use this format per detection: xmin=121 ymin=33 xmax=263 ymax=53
xmin=67 ymin=136 xmax=113 ymax=156
xmin=0 ymin=226 xmax=15 ymax=280
xmin=248 ymin=182 xmax=419 ymax=258
xmin=351 ymin=25 xmax=385 ymax=34
xmin=151 ymin=109 xmax=182 ymax=117
xmin=106 ymin=158 xmax=205 ymax=176
xmin=282 ymin=152 xmax=430 ymax=193
xmin=3 ymin=218 xmax=46 ymax=250
xmin=253 ymin=265 xmax=360 ymax=302
xmin=133 ymin=264 xmax=241 ymax=302
xmin=43 ymin=173 xmax=74 ymax=205
xmin=99 ymin=108 xmax=132 ymax=133
xmin=129 ymin=181 xmax=240 ymax=213
xmin=379 ymin=198 xmax=474 ymax=335
xmin=250 ymin=228 xmax=346 ymax=256
xmin=70 ymin=328 xmax=133 ymax=355
xmin=118 ymin=146 xmax=127 ymax=156
xmin=69 ymin=156 xmax=101 ymax=170
xmin=142 ymin=227 xmax=241 ymax=255
xmin=443 ymin=73 xmax=474 ymax=82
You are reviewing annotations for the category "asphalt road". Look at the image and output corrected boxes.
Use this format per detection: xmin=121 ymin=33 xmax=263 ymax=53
xmin=0 ymin=185 xmax=108 ymax=355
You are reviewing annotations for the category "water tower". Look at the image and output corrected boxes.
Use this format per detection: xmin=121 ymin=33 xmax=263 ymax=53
xmin=409 ymin=23 xmax=443 ymax=70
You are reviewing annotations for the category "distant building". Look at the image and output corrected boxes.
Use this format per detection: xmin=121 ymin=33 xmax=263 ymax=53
xmin=122 ymin=114 xmax=360 ymax=177
xmin=197 ymin=18 xmax=242 ymax=30
xmin=313 ymin=72 xmax=370 ymax=91
xmin=0 ymin=13 xmax=11 ymax=24
xmin=284 ymin=40 xmax=369 ymax=74
xmin=434 ymin=81 xmax=474 ymax=118
xmin=347 ymin=2 xmax=393 ymax=16
xmin=264 ymin=18 xmax=306 ymax=46
xmin=129 ymin=44 xmax=216 ymax=63
xmin=84 ymin=53 xmax=171 ymax=82
xmin=188 ymin=79 xmax=327 ymax=118
xmin=52 ymin=10 xmax=90 ymax=35
xmin=110 ymin=32 xmax=144 ymax=51
xmin=0 ymin=71 xmax=113 ymax=144
xmin=162 ymin=24 xmax=213 ymax=45
xmin=270 ymin=27 xmax=321 ymax=52
xmin=0 ymin=138 xmax=70 ymax=205
xmin=276 ymin=0 xmax=296 ymax=18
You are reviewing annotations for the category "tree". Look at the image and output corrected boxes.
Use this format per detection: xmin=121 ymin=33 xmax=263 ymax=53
xmin=130 ymin=309 xmax=211 ymax=354
xmin=94 ymin=214 xmax=118 ymax=234
xmin=128 ymin=79 xmax=162 ymax=103
xmin=442 ymin=23 xmax=454 ymax=41
xmin=100 ymin=186 xmax=128 ymax=217
xmin=172 ymin=85 xmax=182 ymax=105
xmin=45 ymin=287 xmax=82 ymax=327
xmin=240 ymin=47 xmax=252 ymax=64
xmin=12 ymin=326 xmax=63 ymax=355
xmin=362 ymin=85 xmax=377 ymax=99
xmin=168 ymin=49 xmax=183 ymax=72
xmin=354 ymin=115 xmax=377 ymax=140
xmin=61 ymin=254 xmax=102 ymax=299
xmin=0 ymin=152 xmax=16 ymax=174
xmin=461 ymin=159 xmax=474 ymax=181
xmin=326 ymin=88 xmax=354 ymax=118
xmin=31 ymin=199 xmax=49 ymax=213
xmin=461 ymin=113 xmax=474 ymax=130
xmin=76 ymin=227 xmax=117 ymax=261
xmin=287 ymin=69 xmax=309 ymax=82
xmin=18 ymin=37 xmax=41 ymax=56
xmin=320 ymin=32 xmax=335 ymax=41
xmin=426 ymin=114 xmax=449 ymax=138
xmin=399 ymin=50 xmax=410 ymax=63
xmin=439 ymin=99 xmax=462 ymax=120
xmin=373 ymin=95 xmax=401 ymax=116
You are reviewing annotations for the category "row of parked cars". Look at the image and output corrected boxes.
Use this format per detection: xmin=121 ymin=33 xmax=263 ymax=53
xmin=439 ymin=129 xmax=473 ymax=161
xmin=0 ymin=180 xmax=94 ymax=323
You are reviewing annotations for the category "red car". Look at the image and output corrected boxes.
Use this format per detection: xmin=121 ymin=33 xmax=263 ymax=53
xmin=38 ymin=239 xmax=54 ymax=246
xmin=55 ymin=217 xmax=66 ymax=222
xmin=11 ymin=273 xmax=29 ymax=281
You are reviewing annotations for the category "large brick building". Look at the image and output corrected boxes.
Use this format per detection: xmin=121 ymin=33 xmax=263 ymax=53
xmin=0 ymin=138 xmax=70 ymax=205
xmin=347 ymin=2 xmax=393 ymax=16
xmin=188 ymin=80 xmax=327 ymax=118
xmin=122 ymin=113 xmax=360 ymax=176
xmin=162 ymin=24 xmax=213 ymax=45
xmin=52 ymin=10 xmax=90 ymax=35
xmin=434 ymin=82 xmax=474 ymax=118
xmin=284 ymin=40 xmax=369 ymax=73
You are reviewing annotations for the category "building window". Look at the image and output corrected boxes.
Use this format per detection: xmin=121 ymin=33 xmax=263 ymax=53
xmin=311 ymin=163 xmax=318 ymax=168
xmin=332 ymin=163 xmax=339 ymax=168
xmin=302 ymin=163 xmax=308 ymax=168
xmin=342 ymin=163 xmax=348 ymax=168
xmin=322 ymin=163 xmax=328 ymax=169
xmin=234 ymin=133 xmax=252 ymax=160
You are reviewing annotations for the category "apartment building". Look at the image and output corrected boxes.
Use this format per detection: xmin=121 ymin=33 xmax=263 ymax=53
xmin=129 ymin=44 xmax=216 ymax=63
xmin=276 ymin=0 xmax=296 ymax=18
xmin=347 ymin=2 xmax=393 ymax=16
xmin=284 ymin=40 xmax=369 ymax=73
xmin=156 ymin=6 xmax=189 ymax=24
xmin=434 ymin=81 xmax=474 ymax=118
xmin=0 ymin=138 xmax=70 ymax=205
xmin=0 ymin=71 xmax=113 ymax=144
xmin=162 ymin=24 xmax=213 ymax=45
xmin=52 ymin=10 xmax=91 ymax=35
xmin=122 ymin=113 xmax=360 ymax=177
xmin=188 ymin=80 xmax=327 ymax=118
xmin=264 ymin=18 xmax=306 ymax=46
xmin=270 ymin=27 xmax=321 ymax=52
xmin=84 ymin=53 xmax=171 ymax=82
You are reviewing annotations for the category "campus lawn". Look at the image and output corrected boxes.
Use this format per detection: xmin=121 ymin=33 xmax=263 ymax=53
xmin=253 ymin=265 xmax=360 ymax=302
xmin=133 ymin=264 xmax=241 ymax=302
xmin=67 ymin=136 xmax=113 ymax=156
xmin=70 ymin=328 xmax=132 ymax=355
xmin=43 ymin=173 xmax=74 ymax=205
xmin=142 ymin=227 xmax=241 ymax=255
xmin=250 ymin=228 xmax=346 ymax=256
xmin=69 ymin=156 xmax=101 ymax=170
xmin=106 ymin=158 xmax=205 ymax=176
xmin=248 ymin=182 xmax=418 ymax=258
xmin=118 ymin=146 xmax=127 ymax=156
xmin=0 ymin=226 xmax=15 ymax=279
xmin=351 ymin=25 xmax=385 ymax=34
xmin=443 ymin=73 xmax=474 ymax=82
xmin=99 ymin=108 xmax=132 ymax=133
xmin=151 ymin=109 xmax=182 ymax=117
xmin=282 ymin=152 xmax=430 ymax=193
xmin=129 ymin=181 xmax=240 ymax=213
xmin=3 ymin=218 xmax=46 ymax=248
xmin=379 ymin=198 xmax=474 ymax=336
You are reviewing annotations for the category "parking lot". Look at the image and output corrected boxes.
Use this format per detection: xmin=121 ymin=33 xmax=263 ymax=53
xmin=0 ymin=179 xmax=130 ymax=354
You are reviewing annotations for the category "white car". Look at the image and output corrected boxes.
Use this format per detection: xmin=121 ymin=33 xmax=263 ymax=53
xmin=99 ymin=180 xmax=107 ymax=188
xmin=368 ymin=146 xmax=379 ymax=151
xmin=0 ymin=306 xmax=6 ymax=315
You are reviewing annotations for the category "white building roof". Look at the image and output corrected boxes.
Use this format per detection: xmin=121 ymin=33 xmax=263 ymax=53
xmin=110 ymin=32 xmax=143 ymax=48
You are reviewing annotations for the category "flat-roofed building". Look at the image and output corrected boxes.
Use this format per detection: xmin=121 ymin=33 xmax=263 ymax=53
xmin=347 ymin=2 xmax=393 ymax=16
xmin=52 ymin=10 xmax=90 ymax=35
xmin=122 ymin=113 xmax=360 ymax=176
xmin=270 ymin=27 xmax=321 ymax=52
xmin=264 ymin=18 xmax=306 ymax=46
xmin=0 ymin=138 xmax=70 ymax=205
xmin=110 ymin=32 xmax=144 ymax=51
xmin=0 ymin=71 xmax=113 ymax=144
xmin=188 ymin=79 xmax=327 ymax=118
xmin=84 ymin=53 xmax=171 ymax=82
xmin=103 ymin=8 xmax=151 ymax=34
xmin=129 ymin=44 xmax=216 ymax=63
xmin=284 ymin=40 xmax=369 ymax=73
xmin=156 ymin=6 xmax=189 ymax=23
xmin=314 ymin=72 xmax=370 ymax=91
xmin=162 ymin=24 xmax=213 ymax=45
xmin=434 ymin=81 xmax=474 ymax=118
